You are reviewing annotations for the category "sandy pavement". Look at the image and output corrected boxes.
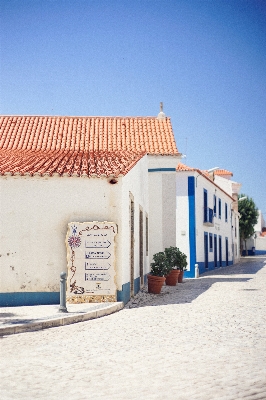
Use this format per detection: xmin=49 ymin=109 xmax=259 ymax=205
xmin=0 ymin=256 xmax=265 ymax=400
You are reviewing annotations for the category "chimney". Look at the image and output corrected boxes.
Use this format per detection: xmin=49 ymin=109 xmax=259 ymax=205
xmin=157 ymin=102 xmax=166 ymax=119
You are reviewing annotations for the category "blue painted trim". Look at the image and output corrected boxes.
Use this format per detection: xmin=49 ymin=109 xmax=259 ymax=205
xmin=148 ymin=168 xmax=176 ymax=172
xmin=134 ymin=277 xmax=140 ymax=295
xmin=209 ymin=233 xmax=213 ymax=252
xmin=204 ymin=231 xmax=209 ymax=269
xmin=186 ymin=176 xmax=196 ymax=278
xmin=0 ymin=292 xmax=60 ymax=307
xmin=253 ymin=250 xmax=266 ymax=255
xmin=144 ymin=274 xmax=148 ymax=284
xmin=117 ymin=282 xmax=130 ymax=304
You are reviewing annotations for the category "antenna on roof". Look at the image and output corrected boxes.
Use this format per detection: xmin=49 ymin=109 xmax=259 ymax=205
xmin=157 ymin=102 xmax=166 ymax=120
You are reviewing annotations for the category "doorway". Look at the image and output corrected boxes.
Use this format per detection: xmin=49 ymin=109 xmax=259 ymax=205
xmin=214 ymin=235 xmax=217 ymax=268
xmin=139 ymin=209 xmax=144 ymax=286
xmin=204 ymin=232 xmax=208 ymax=269
xmin=219 ymin=236 xmax=222 ymax=267
xmin=130 ymin=197 xmax=134 ymax=297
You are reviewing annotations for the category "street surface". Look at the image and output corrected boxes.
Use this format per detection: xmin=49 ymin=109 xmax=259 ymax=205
xmin=1 ymin=257 xmax=266 ymax=400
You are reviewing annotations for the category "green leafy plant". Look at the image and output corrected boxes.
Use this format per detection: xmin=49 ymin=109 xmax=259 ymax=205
xmin=150 ymin=252 xmax=171 ymax=277
xmin=238 ymin=194 xmax=258 ymax=255
xmin=164 ymin=246 xmax=187 ymax=271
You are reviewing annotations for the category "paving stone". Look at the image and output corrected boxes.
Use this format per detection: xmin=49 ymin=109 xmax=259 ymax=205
xmin=0 ymin=257 xmax=266 ymax=399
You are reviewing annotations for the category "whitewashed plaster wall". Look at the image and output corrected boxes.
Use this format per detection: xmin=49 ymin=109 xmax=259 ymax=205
xmin=120 ymin=155 xmax=149 ymax=284
xmin=147 ymin=154 xmax=180 ymax=169
xmin=214 ymin=175 xmax=233 ymax=196
xmin=175 ymin=173 xmax=190 ymax=269
xmin=0 ymin=156 xmax=149 ymax=294
xmin=195 ymin=174 xmax=234 ymax=264
xmin=148 ymin=171 xmax=163 ymax=264
xmin=147 ymin=154 xmax=180 ymax=266
xmin=0 ymin=174 xmax=122 ymax=293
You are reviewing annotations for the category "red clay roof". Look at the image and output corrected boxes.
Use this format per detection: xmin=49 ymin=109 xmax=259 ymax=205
xmin=214 ymin=169 xmax=233 ymax=176
xmin=0 ymin=115 xmax=178 ymax=177
xmin=176 ymin=162 xmax=234 ymax=200
xmin=0 ymin=149 xmax=145 ymax=177
xmin=0 ymin=116 xmax=178 ymax=155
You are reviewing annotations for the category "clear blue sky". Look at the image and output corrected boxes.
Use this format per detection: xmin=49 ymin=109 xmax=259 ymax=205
xmin=0 ymin=0 xmax=265 ymax=219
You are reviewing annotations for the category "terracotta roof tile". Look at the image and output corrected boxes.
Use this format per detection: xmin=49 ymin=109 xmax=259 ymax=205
xmin=0 ymin=115 xmax=178 ymax=177
xmin=0 ymin=116 xmax=178 ymax=155
xmin=0 ymin=149 xmax=145 ymax=178
xmin=176 ymin=162 xmax=234 ymax=201
xmin=214 ymin=169 xmax=233 ymax=176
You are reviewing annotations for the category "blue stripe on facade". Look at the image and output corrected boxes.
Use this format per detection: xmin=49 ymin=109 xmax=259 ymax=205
xmin=0 ymin=292 xmax=60 ymax=307
xmin=185 ymin=176 xmax=196 ymax=278
xmin=148 ymin=168 xmax=176 ymax=172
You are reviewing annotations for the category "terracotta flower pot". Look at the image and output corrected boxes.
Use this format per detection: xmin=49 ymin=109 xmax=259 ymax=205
xmin=165 ymin=269 xmax=180 ymax=286
xmin=178 ymin=270 xmax=184 ymax=283
xmin=147 ymin=274 xmax=166 ymax=294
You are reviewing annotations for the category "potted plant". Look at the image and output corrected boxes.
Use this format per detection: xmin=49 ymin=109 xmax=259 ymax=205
xmin=164 ymin=247 xmax=187 ymax=285
xmin=148 ymin=252 xmax=171 ymax=294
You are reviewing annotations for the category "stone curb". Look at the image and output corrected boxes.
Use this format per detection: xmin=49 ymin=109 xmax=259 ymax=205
xmin=0 ymin=302 xmax=124 ymax=337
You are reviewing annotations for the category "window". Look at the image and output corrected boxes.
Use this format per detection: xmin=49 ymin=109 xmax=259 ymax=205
xmin=213 ymin=195 xmax=217 ymax=216
xmin=225 ymin=203 xmax=228 ymax=222
xmin=218 ymin=198 xmax=221 ymax=219
xmin=204 ymin=189 xmax=208 ymax=222
xmin=209 ymin=233 xmax=213 ymax=252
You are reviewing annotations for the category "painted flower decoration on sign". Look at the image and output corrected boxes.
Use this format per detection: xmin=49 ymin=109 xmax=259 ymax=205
xmin=68 ymin=235 xmax=81 ymax=248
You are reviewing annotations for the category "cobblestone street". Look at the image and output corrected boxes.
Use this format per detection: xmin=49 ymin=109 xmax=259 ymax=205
xmin=1 ymin=257 xmax=266 ymax=400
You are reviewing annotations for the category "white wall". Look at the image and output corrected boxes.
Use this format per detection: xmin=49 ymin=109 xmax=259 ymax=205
xmin=195 ymin=173 xmax=234 ymax=265
xmin=0 ymin=155 xmax=149 ymax=294
xmin=147 ymin=154 xmax=180 ymax=265
xmin=175 ymin=174 xmax=190 ymax=269
xmin=120 ymin=155 xmax=149 ymax=284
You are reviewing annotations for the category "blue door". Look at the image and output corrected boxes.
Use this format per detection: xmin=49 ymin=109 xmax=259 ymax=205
xmin=219 ymin=236 xmax=222 ymax=267
xmin=225 ymin=237 xmax=229 ymax=266
xmin=214 ymin=235 xmax=217 ymax=268
xmin=204 ymin=233 xmax=208 ymax=269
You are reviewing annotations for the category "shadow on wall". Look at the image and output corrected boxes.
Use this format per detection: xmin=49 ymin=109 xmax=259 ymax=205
xmin=124 ymin=258 xmax=265 ymax=309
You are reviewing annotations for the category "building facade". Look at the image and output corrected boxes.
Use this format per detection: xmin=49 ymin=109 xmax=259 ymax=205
xmin=176 ymin=164 xmax=241 ymax=277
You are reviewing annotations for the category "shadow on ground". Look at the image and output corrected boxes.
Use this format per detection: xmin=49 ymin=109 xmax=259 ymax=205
xmin=125 ymin=257 xmax=266 ymax=309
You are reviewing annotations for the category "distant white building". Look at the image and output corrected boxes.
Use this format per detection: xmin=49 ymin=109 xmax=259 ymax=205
xmin=245 ymin=210 xmax=266 ymax=255
xmin=176 ymin=164 xmax=241 ymax=277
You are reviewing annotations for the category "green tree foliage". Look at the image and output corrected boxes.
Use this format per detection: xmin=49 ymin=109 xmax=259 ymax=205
xmin=238 ymin=194 xmax=258 ymax=254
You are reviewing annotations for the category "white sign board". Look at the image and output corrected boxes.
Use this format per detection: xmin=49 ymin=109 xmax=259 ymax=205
xmin=66 ymin=222 xmax=117 ymax=303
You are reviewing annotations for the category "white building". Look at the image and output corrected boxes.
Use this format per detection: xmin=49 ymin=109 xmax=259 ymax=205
xmin=245 ymin=210 xmax=266 ymax=255
xmin=0 ymin=113 xmax=181 ymax=306
xmin=176 ymin=164 xmax=241 ymax=277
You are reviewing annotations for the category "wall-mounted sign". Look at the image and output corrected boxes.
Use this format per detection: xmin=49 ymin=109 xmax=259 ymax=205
xmin=66 ymin=222 xmax=117 ymax=303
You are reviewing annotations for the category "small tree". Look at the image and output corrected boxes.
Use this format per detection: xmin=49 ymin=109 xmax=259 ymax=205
xmin=164 ymin=246 xmax=187 ymax=271
xmin=238 ymin=194 xmax=258 ymax=255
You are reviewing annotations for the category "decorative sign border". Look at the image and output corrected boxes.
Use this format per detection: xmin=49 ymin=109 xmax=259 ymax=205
xmin=66 ymin=222 xmax=117 ymax=303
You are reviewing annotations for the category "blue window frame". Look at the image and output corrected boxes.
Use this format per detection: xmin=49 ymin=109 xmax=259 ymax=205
xmin=204 ymin=189 xmax=208 ymax=222
xmin=209 ymin=233 xmax=213 ymax=252
xmin=218 ymin=198 xmax=221 ymax=219
xmin=213 ymin=195 xmax=217 ymax=216
xmin=225 ymin=202 xmax=228 ymax=222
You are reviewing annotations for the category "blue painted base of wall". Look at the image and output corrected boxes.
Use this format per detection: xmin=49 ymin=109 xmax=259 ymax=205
xmin=184 ymin=259 xmax=234 ymax=278
xmin=117 ymin=276 xmax=147 ymax=304
xmin=242 ymin=250 xmax=266 ymax=256
xmin=0 ymin=292 xmax=60 ymax=307
xmin=117 ymin=282 xmax=130 ymax=304
xmin=134 ymin=277 xmax=140 ymax=295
